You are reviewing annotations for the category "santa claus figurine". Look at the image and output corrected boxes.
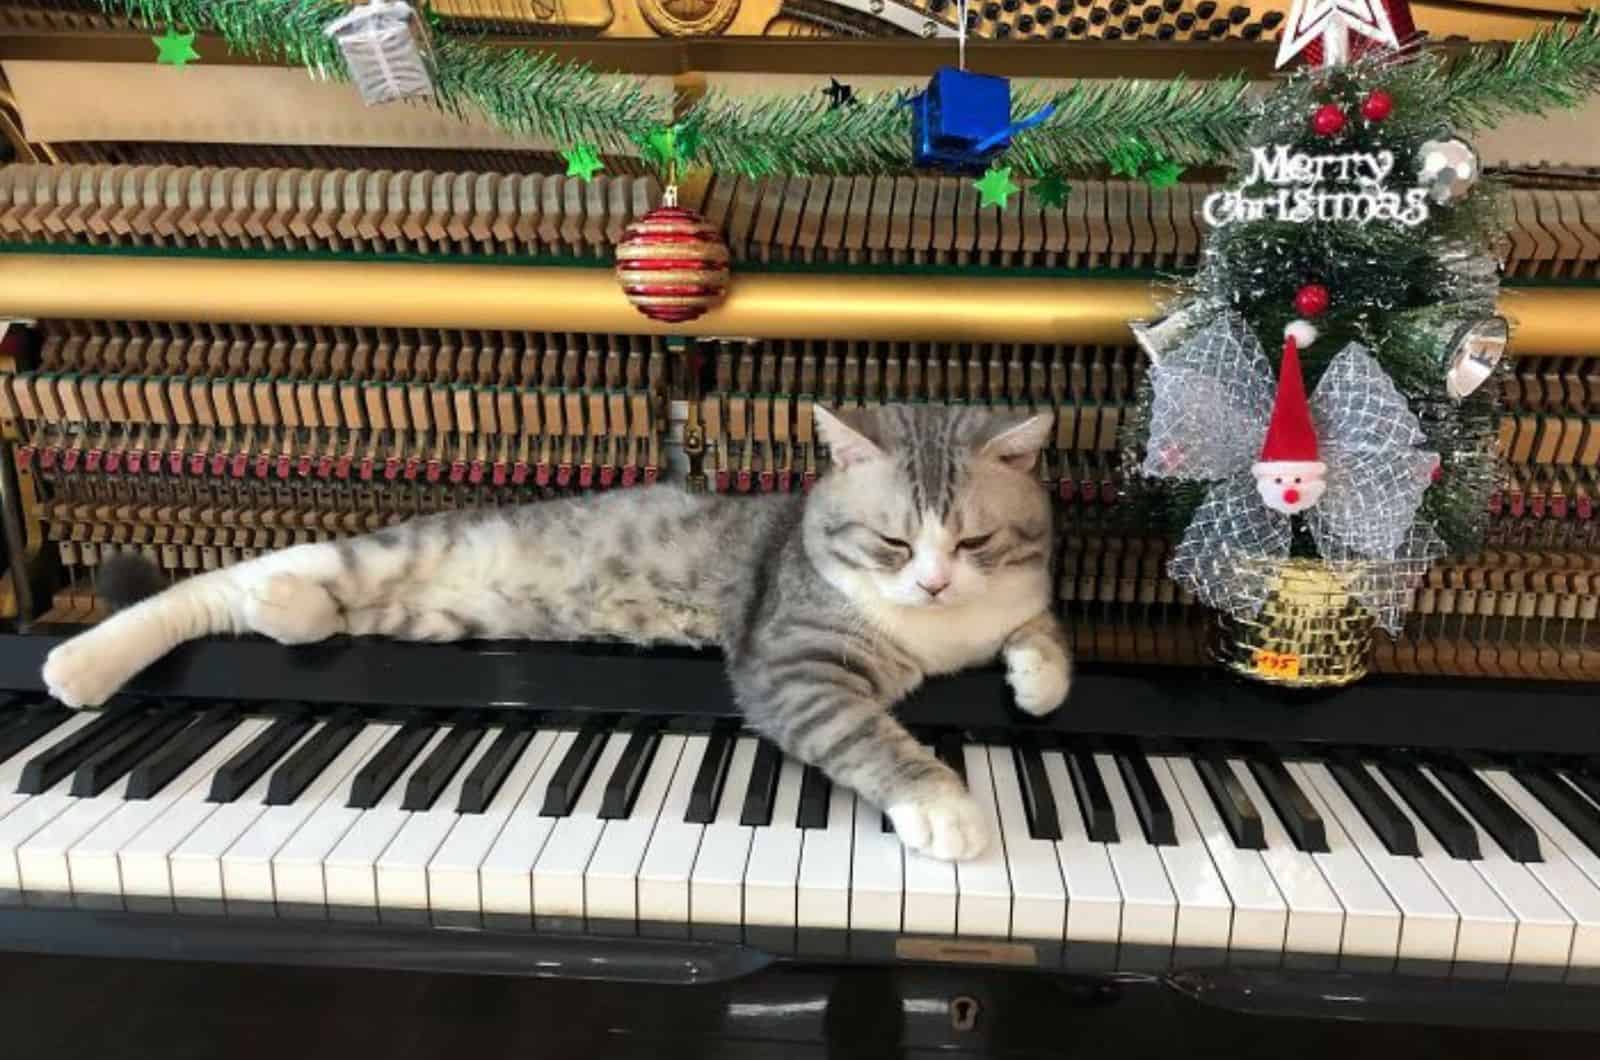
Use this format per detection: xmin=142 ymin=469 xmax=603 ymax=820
xmin=1252 ymin=322 xmax=1327 ymax=516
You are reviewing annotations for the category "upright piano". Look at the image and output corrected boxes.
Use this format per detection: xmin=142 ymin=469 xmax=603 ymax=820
xmin=0 ymin=1 xmax=1598 ymax=1056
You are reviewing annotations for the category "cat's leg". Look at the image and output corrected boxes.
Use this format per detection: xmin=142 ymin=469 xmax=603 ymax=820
xmin=1002 ymin=610 xmax=1072 ymax=717
xmin=732 ymin=664 xmax=987 ymax=861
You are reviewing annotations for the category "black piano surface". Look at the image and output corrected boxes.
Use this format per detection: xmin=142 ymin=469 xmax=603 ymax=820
xmin=0 ymin=628 xmax=1598 ymax=1059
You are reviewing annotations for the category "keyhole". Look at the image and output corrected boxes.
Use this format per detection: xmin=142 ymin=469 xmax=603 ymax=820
xmin=950 ymin=996 xmax=980 ymax=1032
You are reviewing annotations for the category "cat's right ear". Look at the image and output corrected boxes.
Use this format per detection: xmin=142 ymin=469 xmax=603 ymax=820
xmin=814 ymin=405 xmax=885 ymax=469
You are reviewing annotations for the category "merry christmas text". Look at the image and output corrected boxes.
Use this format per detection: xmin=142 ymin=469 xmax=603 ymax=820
xmin=1201 ymin=146 xmax=1431 ymax=229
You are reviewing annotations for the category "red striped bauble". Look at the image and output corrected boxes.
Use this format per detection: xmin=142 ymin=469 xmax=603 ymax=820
xmin=615 ymin=205 xmax=730 ymax=323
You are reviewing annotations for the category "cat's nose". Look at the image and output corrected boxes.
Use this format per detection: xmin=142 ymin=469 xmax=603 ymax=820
xmin=918 ymin=578 xmax=949 ymax=598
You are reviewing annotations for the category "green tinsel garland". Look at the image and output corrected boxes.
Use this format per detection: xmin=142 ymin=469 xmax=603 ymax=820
xmin=89 ymin=0 xmax=1600 ymax=182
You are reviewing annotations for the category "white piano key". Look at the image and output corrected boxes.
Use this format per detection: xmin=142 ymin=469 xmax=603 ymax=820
xmin=426 ymin=729 xmax=560 ymax=921
xmin=0 ymin=712 xmax=99 ymax=891
xmin=1418 ymin=764 xmax=1574 ymax=976
xmin=987 ymin=746 xmax=1063 ymax=943
xmin=117 ymin=720 xmax=276 ymax=909
xmin=320 ymin=727 xmax=452 ymax=920
xmin=531 ymin=732 xmax=636 ymax=921
xmin=1227 ymin=759 xmax=1343 ymax=965
xmin=273 ymin=723 xmax=440 ymax=913
xmin=1295 ymin=761 xmax=1457 ymax=968
xmin=1040 ymin=751 xmax=1121 ymax=945
xmin=638 ymin=735 xmax=710 ymax=930
xmin=20 ymin=773 xmax=143 ymax=899
xmin=69 ymin=718 xmax=267 ymax=906
xmin=1163 ymin=756 xmax=1287 ymax=960
xmin=1094 ymin=752 xmax=1176 ymax=951
xmin=1482 ymin=769 xmax=1600 ymax=974
xmin=1144 ymin=756 xmax=1233 ymax=955
xmin=169 ymin=725 xmax=327 ymax=914
xmin=953 ymin=745 xmax=1012 ymax=938
xmin=220 ymin=724 xmax=392 ymax=913
xmin=744 ymin=757 xmax=805 ymax=930
xmin=849 ymin=775 xmax=903 ymax=934
xmin=585 ymin=734 xmax=688 ymax=925
xmin=373 ymin=731 xmax=501 ymax=921
xmin=797 ymin=773 xmax=853 ymax=932
xmin=1363 ymin=764 xmax=1515 ymax=973
xmin=473 ymin=728 xmax=579 ymax=922
xmin=689 ymin=737 xmax=758 ymax=929
xmin=1279 ymin=760 xmax=1402 ymax=968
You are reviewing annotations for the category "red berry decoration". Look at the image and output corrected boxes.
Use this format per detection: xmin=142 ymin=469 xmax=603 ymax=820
xmin=1294 ymin=283 xmax=1330 ymax=318
xmin=1361 ymin=90 xmax=1394 ymax=123
xmin=1311 ymin=104 xmax=1346 ymax=137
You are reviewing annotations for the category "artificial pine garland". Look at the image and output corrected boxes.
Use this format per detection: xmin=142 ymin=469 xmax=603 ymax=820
xmin=89 ymin=0 xmax=1600 ymax=181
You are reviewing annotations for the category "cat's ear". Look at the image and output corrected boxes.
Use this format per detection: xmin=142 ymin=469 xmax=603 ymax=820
xmin=979 ymin=412 xmax=1055 ymax=472
xmin=814 ymin=405 xmax=886 ymax=469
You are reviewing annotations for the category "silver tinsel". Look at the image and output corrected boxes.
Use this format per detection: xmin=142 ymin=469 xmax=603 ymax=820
xmin=325 ymin=1 xmax=434 ymax=106
xmin=1145 ymin=313 xmax=1442 ymax=633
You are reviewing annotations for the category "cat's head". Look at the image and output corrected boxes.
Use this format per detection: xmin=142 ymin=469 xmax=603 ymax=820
xmin=804 ymin=404 xmax=1054 ymax=610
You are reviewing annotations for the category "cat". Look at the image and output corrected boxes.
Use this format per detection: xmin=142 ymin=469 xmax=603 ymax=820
xmin=41 ymin=403 xmax=1072 ymax=861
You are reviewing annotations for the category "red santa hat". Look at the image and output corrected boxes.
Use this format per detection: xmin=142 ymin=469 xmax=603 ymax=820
xmin=1258 ymin=332 xmax=1320 ymax=465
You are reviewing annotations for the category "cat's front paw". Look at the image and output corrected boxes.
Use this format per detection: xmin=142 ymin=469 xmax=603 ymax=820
xmin=1003 ymin=640 xmax=1071 ymax=717
xmin=887 ymin=785 xmax=989 ymax=861
xmin=243 ymin=573 xmax=343 ymax=645
xmin=43 ymin=630 xmax=129 ymax=709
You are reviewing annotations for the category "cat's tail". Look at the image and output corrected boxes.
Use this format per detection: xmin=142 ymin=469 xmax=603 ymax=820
xmin=96 ymin=551 xmax=167 ymax=612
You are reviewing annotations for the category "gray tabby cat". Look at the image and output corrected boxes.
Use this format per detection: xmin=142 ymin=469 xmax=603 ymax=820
xmin=41 ymin=404 xmax=1071 ymax=861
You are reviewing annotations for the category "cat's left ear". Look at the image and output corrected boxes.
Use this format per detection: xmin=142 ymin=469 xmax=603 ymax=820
xmin=814 ymin=405 xmax=886 ymax=469
xmin=979 ymin=413 xmax=1055 ymax=472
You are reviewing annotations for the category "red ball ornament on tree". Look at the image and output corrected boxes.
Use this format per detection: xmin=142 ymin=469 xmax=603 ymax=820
xmin=1293 ymin=283 xmax=1330 ymax=318
xmin=1361 ymin=90 xmax=1394 ymax=123
xmin=1311 ymin=104 xmax=1346 ymax=137
xmin=615 ymin=198 xmax=731 ymax=323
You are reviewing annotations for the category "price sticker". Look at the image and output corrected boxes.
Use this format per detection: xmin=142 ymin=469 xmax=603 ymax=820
xmin=1251 ymin=649 xmax=1301 ymax=679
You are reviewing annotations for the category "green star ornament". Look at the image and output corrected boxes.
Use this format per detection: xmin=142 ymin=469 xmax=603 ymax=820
xmin=563 ymin=143 xmax=605 ymax=182
xmin=1033 ymin=173 xmax=1071 ymax=208
xmin=1145 ymin=159 xmax=1185 ymax=189
xmin=974 ymin=165 xmax=1018 ymax=209
xmin=153 ymin=28 xmax=200 ymax=68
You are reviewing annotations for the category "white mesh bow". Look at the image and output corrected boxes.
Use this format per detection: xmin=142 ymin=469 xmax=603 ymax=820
xmin=1142 ymin=313 xmax=1443 ymax=633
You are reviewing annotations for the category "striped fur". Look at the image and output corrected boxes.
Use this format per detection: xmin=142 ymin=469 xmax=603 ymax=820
xmin=42 ymin=404 xmax=1070 ymax=861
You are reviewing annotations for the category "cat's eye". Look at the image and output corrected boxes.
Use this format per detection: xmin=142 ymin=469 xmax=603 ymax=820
xmin=957 ymin=533 xmax=995 ymax=551
xmin=877 ymin=534 xmax=912 ymax=551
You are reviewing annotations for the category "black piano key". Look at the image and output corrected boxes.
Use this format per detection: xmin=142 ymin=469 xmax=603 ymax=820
xmin=211 ymin=710 xmax=314 ymax=803
xmin=1516 ymin=767 xmax=1600 ymax=857
xmin=0 ymin=705 xmax=73 ymax=769
xmin=601 ymin=721 xmax=664 ymax=820
xmin=1379 ymin=759 xmax=1480 ymax=860
xmin=738 ymin=740 xmax=783 ymax=827
xmin=540 ymin=718 xmax=610 ymax=817
xmin=346 ymin=717 xmax=435 ymax=809
xmin=19 ymin=702 xmax=148 ymax=795
xmin=265 ymin=709 xmax=364 ymax=806
xmin=1565 ymin=761 xmax=1600 ymax=810
xmin=936 ymin=734 xmax=968 ymax=785
xmin=456 ymin=721 xmax=536 ymax=815
xmin=402 ymin=717 xmax=486 ymax=811
xmin=70 ymin=709 xmax=195 ymax=798
xmin=1065 ymin=745 xmax=1117 ymax=844
xmin=1012 ymin=741 xmax=1062 ymax=841
xmin=1428 ymin=758 xmax=1541 ymax=863
xmin=125 ymin=705 xmax=241 ymax=800
xmin=685 ymin=723 xmax=737 ymax=824
xmin=1192 ymin=747 xmax=1265 ymax=850
xmin=1114 ymin=743 xmax=1175 ymax=846
xmin=1246 ymin=752 xmax=1328 ymax=853
xmin=1328 ymin=753 xmax=1419 ymax=857
xmin=796 ymin=764 xmax=831 ymax=830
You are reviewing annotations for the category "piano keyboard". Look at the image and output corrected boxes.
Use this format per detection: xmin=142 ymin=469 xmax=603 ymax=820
xmin=3 ymin=696 xmax=1600 ymax=980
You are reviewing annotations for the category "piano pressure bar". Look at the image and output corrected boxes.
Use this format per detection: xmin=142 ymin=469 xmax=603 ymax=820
xmin=0 ymin=253 xmax=1594 ymax=352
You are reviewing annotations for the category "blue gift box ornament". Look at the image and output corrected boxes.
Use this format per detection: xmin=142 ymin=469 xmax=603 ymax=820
xmin=910 ymin=67 xmax=1056 ymax=171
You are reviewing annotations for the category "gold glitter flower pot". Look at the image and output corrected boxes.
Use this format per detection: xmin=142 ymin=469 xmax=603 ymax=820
xmin=1213 ymin=559 xmax=1374 ymax=689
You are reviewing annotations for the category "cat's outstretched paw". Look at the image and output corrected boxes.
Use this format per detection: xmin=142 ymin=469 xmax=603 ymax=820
xmin=1003 ymin=640 xmax=1071 ymax=717
xmin=43 ymin=630 xmax=130 ymax=709
xmin=243 ymin=573 xmax=344 ymax=645
xmin=887 ymin=785 xmax=989 ymax=861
